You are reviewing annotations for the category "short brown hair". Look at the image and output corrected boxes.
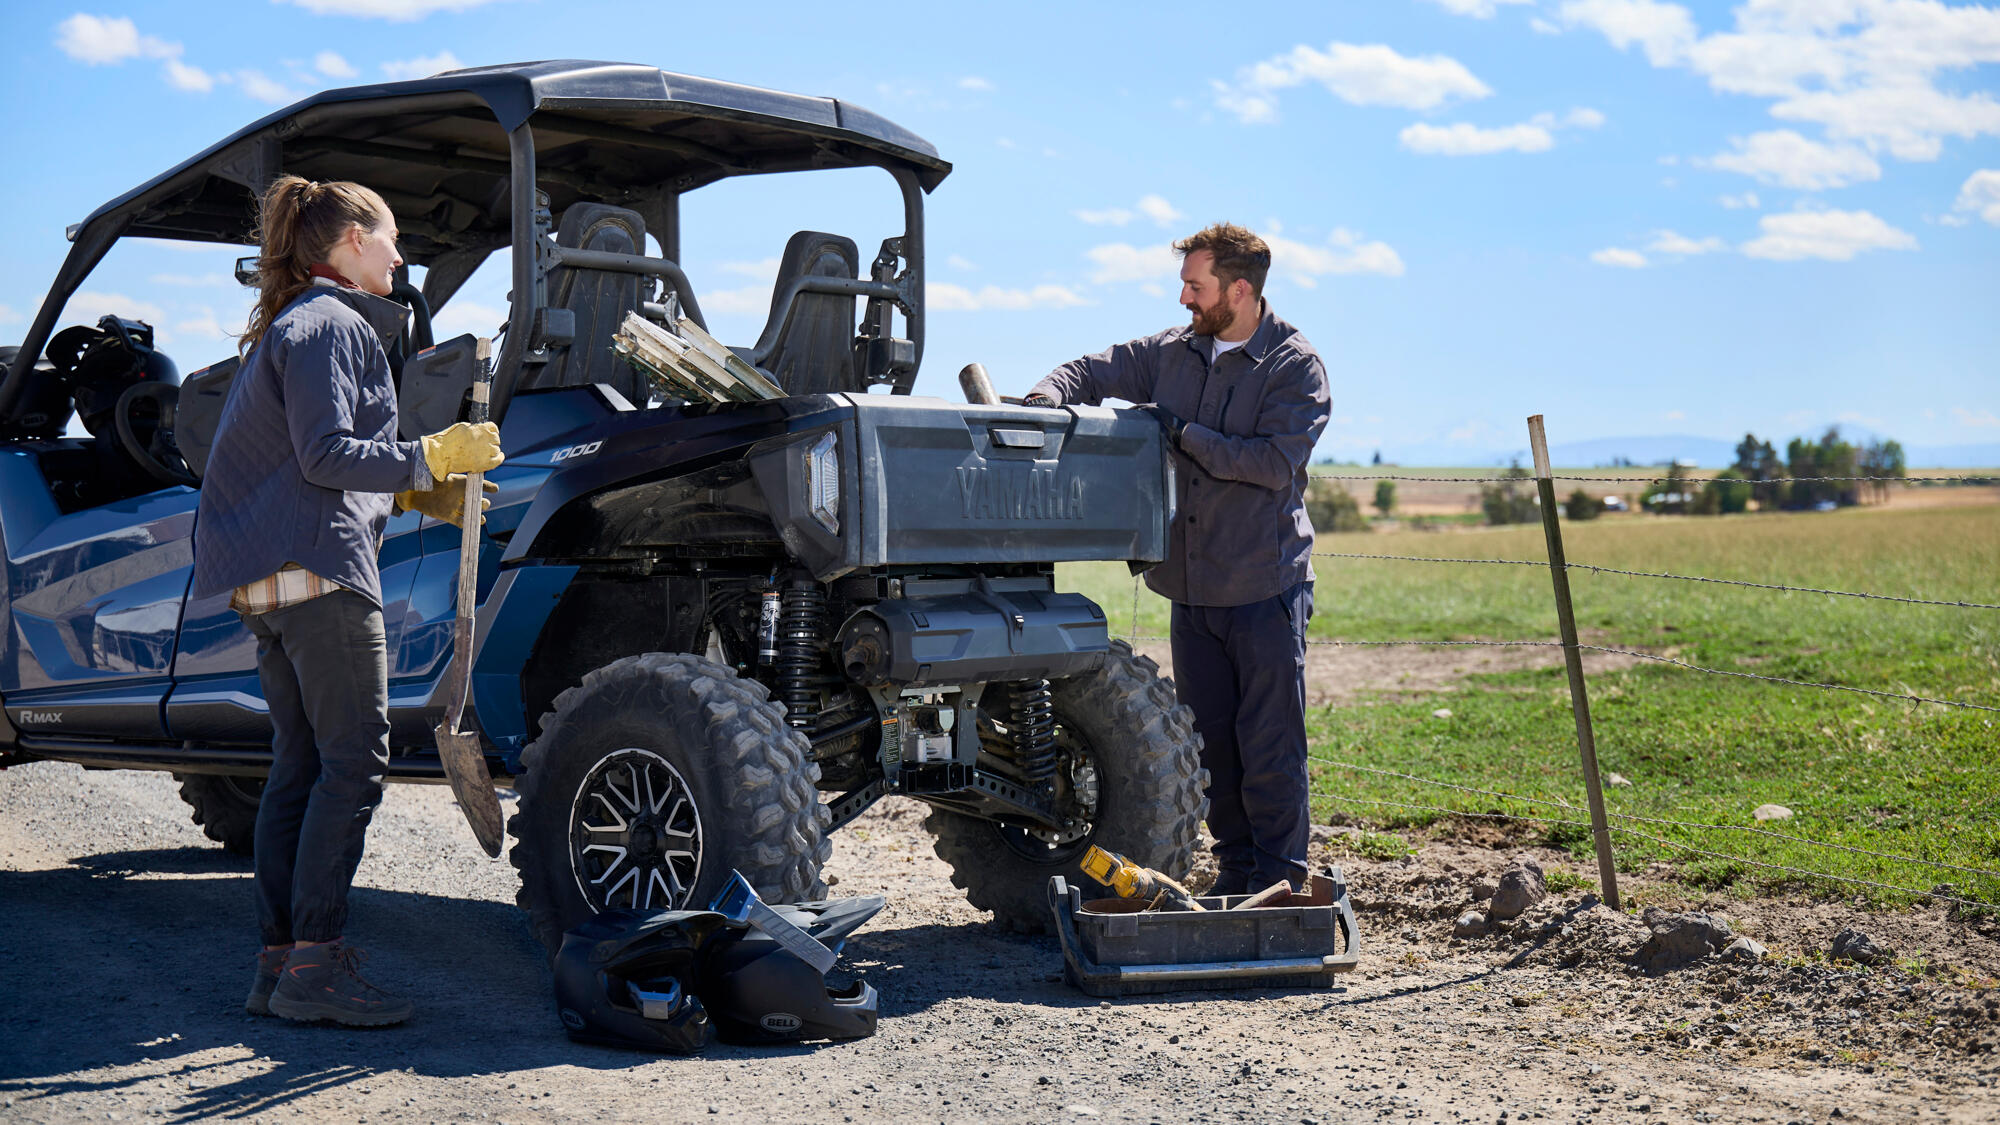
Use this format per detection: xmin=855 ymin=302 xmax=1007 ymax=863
xmin=1174 ymin=223 xmax=1271 ymax=298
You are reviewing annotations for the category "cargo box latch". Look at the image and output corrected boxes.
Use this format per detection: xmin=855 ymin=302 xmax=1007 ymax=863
xmin=989 ymin=427 xmax=1046 ymax=450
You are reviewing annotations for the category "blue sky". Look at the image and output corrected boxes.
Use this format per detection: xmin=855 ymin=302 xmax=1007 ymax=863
xmin=2 ymin=0 xmax=1995 ymax=464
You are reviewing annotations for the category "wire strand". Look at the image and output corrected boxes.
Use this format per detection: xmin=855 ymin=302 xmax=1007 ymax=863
xmin=1608 ymin=826 xmax=1993 ymax=910
xmin=1577 ymin=644 xmax=2000 ymax=713
xmin=1564 ymin=562 xmax=2000 ymax=611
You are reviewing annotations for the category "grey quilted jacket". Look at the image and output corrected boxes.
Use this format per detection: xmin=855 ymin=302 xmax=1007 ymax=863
xmin=190 ymin=284 xmax=427 ymax=607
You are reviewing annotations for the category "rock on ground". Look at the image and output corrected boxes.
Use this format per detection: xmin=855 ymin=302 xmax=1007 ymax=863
xmin=1636 ymin=907 xmax=1733 ymax=972
xmin=1489 ymin=854 xmax=1547 ymax=920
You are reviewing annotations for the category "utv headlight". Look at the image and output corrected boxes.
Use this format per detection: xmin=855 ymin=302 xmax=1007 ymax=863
xmin=805 ymin=431 xmax=839 ymax=533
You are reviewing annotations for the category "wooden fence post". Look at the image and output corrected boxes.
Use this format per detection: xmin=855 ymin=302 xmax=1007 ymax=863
xmin=1527 ymin=415 xmax=1621 ymax=909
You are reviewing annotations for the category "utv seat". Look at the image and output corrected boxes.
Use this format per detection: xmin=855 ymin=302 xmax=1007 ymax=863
xmin=757 ymin=231 xmax=862 ymax=396
xmin=518 ymin=202 xmax=650 ymax=405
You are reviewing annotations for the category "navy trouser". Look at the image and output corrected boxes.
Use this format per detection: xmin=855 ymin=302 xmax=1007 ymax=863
xmin=240 ymin=590 xmax=391 ymax=946
xmin=1170 ymin=581 xmax=1313 ymax=895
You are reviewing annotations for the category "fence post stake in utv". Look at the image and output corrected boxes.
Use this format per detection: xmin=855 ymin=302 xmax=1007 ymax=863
xmin=433 ymin=338 xmax=505 ymax=858
xmin=1527 ymin=414 xmax=1619 ymax=909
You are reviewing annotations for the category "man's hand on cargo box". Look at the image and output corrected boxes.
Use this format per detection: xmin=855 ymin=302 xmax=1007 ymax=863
xmin=1135 ymin=403 xmax=1187 ymax=447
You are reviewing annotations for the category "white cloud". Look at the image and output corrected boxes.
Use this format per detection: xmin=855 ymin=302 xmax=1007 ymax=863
xmin=1664 ymin=410 xmax=1687 ymax=421
xmin=0 ymin=304 xmax=19 ymax=325
xmin=700 ymin=285 xmax=774 ymax=317
xmin=1591 ymin=247 xmax=1650 ymax=268
xmin=927 ymin=284 xmax=1090 ymax=312
xmin=1950 ymin=406 xmax=2000 ymax=428
xmin=1700 ymin=129 xmax=1881 ymax=189
xmin=1403 ymin=105 xmax=1604 ymax=156
xmin=162 ymin=58 xmax=215 ymax=92
xmin=1075 ymin=207 xmax=1135 ymax=226
xmin=1559 ymin=0 xmax=1699 ymax=66
xmin=1719 ymin=191 xmax=1762 ymax=209
xmin=63 ymin=291 xmax=167 ymax=328
xmin=1421 ymin=0 xmax=1534 ymax=16
xmin=315 ymin=50 xmax=358 ymax=78
xmin=1085 ymin=243 xmax=1179 ymax=285
xmin=958 ymin=76 xmax=993 ymax=91
xmin=1566 ymin=1 xmax=2000 ymax=167
xmin=718 ymin=258 xmax=781 ymax=280
xmin=1740 ymin=207 xmax=1918 ymax=261
xmin=381 ymin=51 xmax=465 ymax=81
xmin=55 ymin=14 xmax=214 ymax=94
xmin=280 ymin=0 xmax=504 ymax=19
xmin=945 ymin=254 xmax=978 ymax=272
xmin=1136 ymin=195 xmax=1184 ymax=226
xmin=1648 ymin=230 xmax=1727 ymax=255
xmin=55 ymin=14 xmax=149 ymax=64
xmin=1215 ymin=41 xmax=1491 ymax=123
xmin=1952 ymin=170 xmax=2000 ymax=226
xmin=164 ymin=309 xmax=233 ymax=356
xmin=1401 ymin=121 xmax=1555 ymax=155
xmin=1531 ymin=16 xmax=1563 ymax=34
xmin=1266 ymin=229 xmax=1406 ymax=281
xmin=235 ymin=70 xmax=298 ymax=104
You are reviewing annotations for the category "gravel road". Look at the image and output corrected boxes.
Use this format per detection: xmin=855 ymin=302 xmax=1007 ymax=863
xmin=2 ymin=759 xmax=1995 ymax=1124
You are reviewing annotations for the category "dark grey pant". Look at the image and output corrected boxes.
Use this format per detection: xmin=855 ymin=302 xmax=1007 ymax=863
xmin=240 ymin=590 xmax=390 ymax=946
xmin=1170 ymin=582 xmax=1313 ymax=896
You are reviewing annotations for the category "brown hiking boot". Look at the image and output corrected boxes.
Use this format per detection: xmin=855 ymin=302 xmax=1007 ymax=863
xmin=244 ymin=947 xmax=287 ymax=1016
xmin=267 ymin=941 xmax=412 ymax=1027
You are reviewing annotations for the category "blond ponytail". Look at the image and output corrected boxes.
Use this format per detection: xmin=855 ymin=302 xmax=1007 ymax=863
xmin=239 ymin=175 xmax=389 ymax=353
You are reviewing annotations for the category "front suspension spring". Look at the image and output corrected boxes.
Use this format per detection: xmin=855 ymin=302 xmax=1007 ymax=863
xmin=1009 ymin=679 xmax=1058 ymax=793
xmin=776 ymin=578 xmax=826 ymax=728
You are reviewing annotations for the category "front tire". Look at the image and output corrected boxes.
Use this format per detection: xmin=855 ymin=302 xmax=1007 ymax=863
xmin=925 ymin=642 xmax=1208 ymax=932
xmin=508 ymin=652 xmax=830 ymax=957
xmin=174 ymin=773 xmax=264 ymax=855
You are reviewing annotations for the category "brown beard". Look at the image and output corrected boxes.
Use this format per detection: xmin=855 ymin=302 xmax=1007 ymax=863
xmin=1188 ymin=299 xmax=1235 ymax=337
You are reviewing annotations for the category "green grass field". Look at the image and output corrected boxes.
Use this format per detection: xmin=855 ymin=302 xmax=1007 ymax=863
xmin=1061 ymin=502 xmax=2000 ymax=907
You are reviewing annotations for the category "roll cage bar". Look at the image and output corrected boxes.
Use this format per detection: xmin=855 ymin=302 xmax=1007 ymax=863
xmin=0 ymin=61 xmax=950 ymax=426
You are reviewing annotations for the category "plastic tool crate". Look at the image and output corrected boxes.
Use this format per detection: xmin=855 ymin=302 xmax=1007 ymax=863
xmin=1047 ymin=869 xmax=1361 ymax=997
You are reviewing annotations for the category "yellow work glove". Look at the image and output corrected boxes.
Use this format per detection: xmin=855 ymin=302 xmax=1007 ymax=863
xmin=419 ymin=421 xmax=504 ymax=478
xmin=396 ymin=476 xmax=497 ymax=528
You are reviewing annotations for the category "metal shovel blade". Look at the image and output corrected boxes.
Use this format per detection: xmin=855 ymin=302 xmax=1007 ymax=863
xmin=434 ymin=721 xmax=504 ymax=857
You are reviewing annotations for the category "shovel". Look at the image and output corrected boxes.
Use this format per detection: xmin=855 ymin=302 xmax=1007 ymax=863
xmin=432 ymin=338 xmax=505 ymax=857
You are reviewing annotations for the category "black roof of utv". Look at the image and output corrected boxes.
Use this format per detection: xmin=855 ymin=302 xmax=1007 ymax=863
xmin=71 ymin=59 xmax=952 ymax=262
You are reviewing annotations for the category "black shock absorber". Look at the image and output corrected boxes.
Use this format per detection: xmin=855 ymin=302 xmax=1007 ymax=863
xmin=776 ymin=577 xmax=827 ymax=728
xmin=1009 ymin=679 xmax=1058 ymax=794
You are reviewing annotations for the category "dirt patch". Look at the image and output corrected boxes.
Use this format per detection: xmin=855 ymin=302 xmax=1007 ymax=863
xmin=1 ymin=762 xmax=1996 ymax=1124
xmin=1137 ymin=637 xmax=1645 ymax=707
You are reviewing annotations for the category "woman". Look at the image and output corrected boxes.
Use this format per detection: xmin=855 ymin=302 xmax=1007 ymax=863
xmin=190 ymin=176 xmax=503 ymax=1027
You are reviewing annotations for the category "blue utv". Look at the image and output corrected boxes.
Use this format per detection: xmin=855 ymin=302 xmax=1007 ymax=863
xmin=0 ymin=61 xmax=1204 ymax=949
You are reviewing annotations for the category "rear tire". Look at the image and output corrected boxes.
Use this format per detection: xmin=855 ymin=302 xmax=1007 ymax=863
xmin=925 ymin=641 xmax=1207 ymax=932
xmin=508 ymin=652 xmax=830 ymax=958
xmin=173 ymin=774 xmax=263 ymax=856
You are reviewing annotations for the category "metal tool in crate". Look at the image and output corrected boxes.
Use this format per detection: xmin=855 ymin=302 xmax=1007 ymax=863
xmin=1047 ymin=870 xmax=1361 ymax=997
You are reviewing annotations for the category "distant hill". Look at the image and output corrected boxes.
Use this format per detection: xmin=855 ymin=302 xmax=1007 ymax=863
xmin=1360 ymin=434 xmax=2000 ymax=470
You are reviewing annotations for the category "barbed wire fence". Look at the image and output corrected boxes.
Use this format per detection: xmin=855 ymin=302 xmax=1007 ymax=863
xmin=1121 ymin=421 xmax=2000 ymax=911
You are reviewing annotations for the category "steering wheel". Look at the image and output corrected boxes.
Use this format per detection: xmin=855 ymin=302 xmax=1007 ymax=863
xmin=114 ymin=381 xmax=200 ymax=489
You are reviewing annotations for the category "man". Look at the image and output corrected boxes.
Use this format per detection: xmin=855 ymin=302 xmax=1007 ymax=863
xmin=1027 ymin=223 xmax=1329 ymax=895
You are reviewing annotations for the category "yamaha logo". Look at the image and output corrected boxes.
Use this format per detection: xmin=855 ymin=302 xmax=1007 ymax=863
xmin=759 ymin=1012 xmax=803 ymax=1034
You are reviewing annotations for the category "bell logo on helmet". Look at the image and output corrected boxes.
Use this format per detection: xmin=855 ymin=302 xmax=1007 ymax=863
xmin=759 ymin=1012 xmax=803 ymax=1034
xmin=559 ymin=1007 xmax=587 ymax=1031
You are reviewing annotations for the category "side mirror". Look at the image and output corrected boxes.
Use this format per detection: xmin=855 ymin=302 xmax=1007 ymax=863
xmin=234 ymin=257 xmax=260 ymax=288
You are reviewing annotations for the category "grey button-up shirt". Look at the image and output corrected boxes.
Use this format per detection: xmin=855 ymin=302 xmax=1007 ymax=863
xmin=1031 ymin=305 xmax=1330 ymax=608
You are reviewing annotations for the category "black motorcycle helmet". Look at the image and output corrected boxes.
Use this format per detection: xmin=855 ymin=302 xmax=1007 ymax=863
xmin=552 ymin=908 xmax=729 ymax=1054
xmin=46 ymin=316 xmax=180 ymax=438
xmin=693 ymin=896 xmax=885 ymax=1046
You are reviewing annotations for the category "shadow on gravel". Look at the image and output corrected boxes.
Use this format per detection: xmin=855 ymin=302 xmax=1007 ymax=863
xmin=0 ymin=846 xmax=670 ymax=1120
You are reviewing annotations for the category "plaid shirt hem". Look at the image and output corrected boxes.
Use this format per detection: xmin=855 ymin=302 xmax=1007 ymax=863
xmin=231 ymin=564 xmax=342 ymax=615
